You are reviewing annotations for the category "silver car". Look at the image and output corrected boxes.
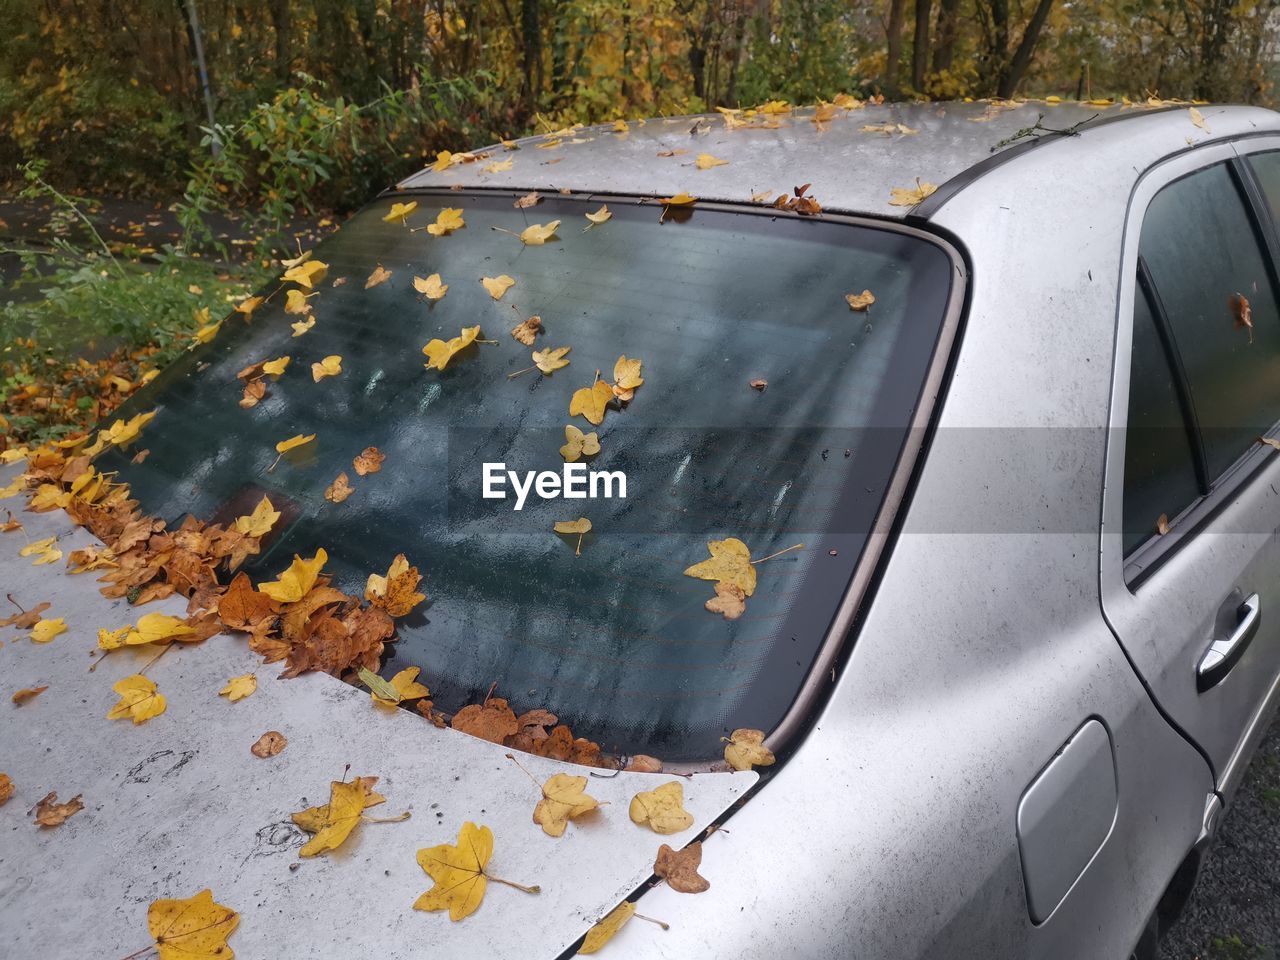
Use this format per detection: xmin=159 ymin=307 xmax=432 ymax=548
xmin=5 ymin=99 xmax=1280 ymax=960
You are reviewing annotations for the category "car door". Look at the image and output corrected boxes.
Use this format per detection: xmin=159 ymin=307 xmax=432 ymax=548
xmin=1101 ymin=142 xmax=1280 ymax=800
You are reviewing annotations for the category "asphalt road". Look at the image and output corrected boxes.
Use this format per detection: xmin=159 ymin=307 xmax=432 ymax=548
xmin=1158 ymin=716 xmax=1280 ymax=960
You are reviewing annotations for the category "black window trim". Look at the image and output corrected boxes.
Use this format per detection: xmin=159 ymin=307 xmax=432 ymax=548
xmin=1124 ymin=152 xmax=1280 ymax=588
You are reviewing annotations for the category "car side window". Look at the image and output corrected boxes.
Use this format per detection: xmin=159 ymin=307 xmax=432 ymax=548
xmin=1246 ymin=150 xmax=1280 ymax=222
xmin=1122 ymin=286 xmax=1201 ymax=556
xmin=1137 ymin=162 xmax=1280 ymax=483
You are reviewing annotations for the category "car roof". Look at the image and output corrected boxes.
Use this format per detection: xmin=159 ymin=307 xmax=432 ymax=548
xmin=394 ymin=99 xmax=1256 ymax=220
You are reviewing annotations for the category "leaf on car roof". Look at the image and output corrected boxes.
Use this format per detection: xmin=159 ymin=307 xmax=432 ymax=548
xmin=415 ymin=821 xmax=539 ymax=921
xmin=146 ymin=889 xmax=239 ymax=960
xmin=33 ymin=790 xmax=83 ymax=827
xmin=12 ymin=685 xmax=47 ymax=705
xmin=654 ymin=841 xmax=710 ymax=893
xmin=629 ymin=780 xmax=694 ymax=834
xmin=218 ymin=674 xmax=257 ymax=702
xmin=292 ymin=775 xmax=405 ymax=857
xmin=0 ymin=773 xmax=12 ymax=805
xmin=30 ymin=617 xmax=67 ymax=643
xmin=888 ymin=181 xmax=939 ymax=207
xmin=695 ymin=152 xmax=728 ymax=169
xmin=107 ymin=674 xmax=167 ymax=724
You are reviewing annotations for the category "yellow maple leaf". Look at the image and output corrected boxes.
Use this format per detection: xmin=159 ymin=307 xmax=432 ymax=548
xmin=612 ymin=355 xmax=644 ymax=401
xmin=30 ymin=617 xmax=67 ymax=643
xmin=97 ymin=626 xmax=131 ymax=650
xmin=284 ymin=289 xmax=313 ymax=315
xmin=423 ymin=326 xmax=482 ymax=371
xmin=415 ymin=822 xmax=539 ymax=921
xmin=628 ymin=780 xmax=694 ymax=834
xmin=275 ymin=433 xmax=316 ymax=454
xmin=126 ymin=613 xmax=197 ymax=646
xmin=232 ymin=496 xmax=280 ymax=537
xmin=192 ymin=319 xmax=222 ymax=345
xmin=0 ymin=475 xmax=26 ymax=498
xmin=365 ymin=265 xmax=392 ymax=288
xmin=427 ymin=208 xmax=465 ymax=236
xmin=683 ymin=537 xmax=756 ymax=597
xmin=219 ymin=674 xmax=257 ymax=702
xmin=235 ymin=295 xmax=263 ymax=317
xmin=383 ymin=200 xmax=419 ymax=224
xmin=258 ymin=548 xmax=328 ymax=603
xmin=262 ymin=356 xmax=291 ymax=378
xmin=518 ymin=221 xmax=560 ymax=245
xmin=559 ymin=424 xmax=600 ymax=463
xmin=99 ymin=410 xmax=156 ymax=448
xmin=611 ymin=119 xmax=629 ymax=133
xmin=282 ymin=259 xmax=328 ymax=289
xmin=569 ymin=380 xmax=614 ymax=425
xmin=695 ymin=153 xmax=728 ymax=169
xmin=108 ymin=674 xmax=167 ymax=724
xmin=292 ymin=778 xmax=376 ymax=857
xmin=888 ymin=182 xmax=938 ymax=207
xmin=579 ymin=902 xmax=638 ymax=954
xmin=29 ymin=484 xmax=70 ymax=511
xmin=365 ymin=666 xmax=431 ymax=708
xmin=584 ymin=205 xmax=612 ymax=225
xmin=723 ymin=728 xmax=776 ymax=771
xmin=147 ymin=889 xmax=239 ymax=960
xmin=483 ymin=159 xmax=513 ymax=173
xmin=481 ymin=275 xmax=516 ymax=300
xmin=845 ymin=289 xmax=876 ymax=311
xmin=532 ymin=773 xmax=599 ymax=837
xmin=659 ymin=192 xmax=697 ymax=206
xmin=414 ymin=274 xmax=448 ymax=300
xmin=532 ymin=346 xmax=571 ymax=374
xmin=365 ymin=554 xmax=427 ymax=617
xmin=291 ymin=318 xmax=316 ymax=337
xmin=431 ymin=150 xmax=459 ymax=172
xmin=312 ymin=355 xmax=343 ymax=381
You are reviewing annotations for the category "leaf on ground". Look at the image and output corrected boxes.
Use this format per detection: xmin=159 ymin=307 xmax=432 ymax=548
xmin=845 ymin=289 xmax=875 ymax=311
xmin=232 ymin=496 xmax=280 ymax=537
xmin=12 ymin=685 xmax=47 ymax=704
xmin=532 ymin=773 xmax=599 ymax=837
xmin=34 ymin=791 xmax=83 ymax=827
xmin=365 ymin=265 xmax=393 ymax=289
xmin=511 ymin=315 xmax=543 ymax=344
xmin=453 ymin=698 xmax=519 ymax=744
xmin=579 ymin=901 xmax=637 ymax=954
xmin=414 ymin=274 xmax=448 ymax=300
xmin=362 ymin=666 xmax=430 ymax=707
xmin=423 ymin=326 xmax=482 ymax=371
xmin=683 ymin=537 xmax=756 ymax=597
xmin=292 ymin=776 xmax=383 ymax=857
xmin=108 ymin=674 xmax=167 ymax=724
xmin=251 ymin=731 xmax=287 ymax=758
xmin=519 ymin=221 xmax=560 ymax=245
xmin=654 ymin=841 xmax=710 ymax=892
xmin=553 ymin=517 xmax=592 ymax=535
xmin=570 ymin=380 xmax=614 ymax=425
xmin=258 ymin=548 xmax=327 ymax=603
xmin=365 ymin=553 xmax=426 ymax=616
xmin=147 ymin=889 xmax=239 ymax=960
xmin=427 ymin=208 xmax=465 ymax=236
xmin=219 ymin=674 xmax=257 ymax=702
xmin=705 ymin=581 xmax=745 ymax=620
xmin=560 ymin=425 xmax=600 ymax=462
xmin=612 ymin=355 xmax=644 ymax=401
xmin=629 ymin=781 xmax=694 ymax=834
xmin=30 ymin=617 xmax=67 ymax=643
xmin=324 ymin=472 xmax=354 ymax=503
xmin=482 ymin=275 xmax=516 ymax=300
xmin=723 ymin=728 xmax=775 ymax=770
xmin=311 ymin=355 xmax=343 ymax=381
xmin=353 ymin=446 xmax=385 ymax=476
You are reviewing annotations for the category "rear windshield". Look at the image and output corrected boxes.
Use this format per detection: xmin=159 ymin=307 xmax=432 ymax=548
xmin=99 ymin=191 xmax=955 ymax=762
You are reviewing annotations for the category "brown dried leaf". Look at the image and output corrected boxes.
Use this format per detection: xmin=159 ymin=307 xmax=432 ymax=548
xmin=251 ymin=731 xmax=287 ymax=758
xmin=352 ymin=447 xmax=385 ymax=476
xmin=325 ymin=472 xmax=354 ymax=503
xmin=654 ymin=842 xmax=710 ymax=893
xmin=511 ymin=315 xmax=543 ymax=345
xmin=34 ymin=791 xmax=83 ymax=827
xmin=12 ymin=685 xmax=48 ymax=705
xmin=0 ymin=601 xmax=51 ymax=629
xmin=217 ymin=572 xmax=279 ymax=632
xmin=452 ymin=697 xmax=519 ymax=744
xmin=514 ymin=191 xmax=542 ymax=209
xmin=0 ymin=773 xmax=12 ymax=805
xmin=705 ymin=581 xmax=745 ymax=620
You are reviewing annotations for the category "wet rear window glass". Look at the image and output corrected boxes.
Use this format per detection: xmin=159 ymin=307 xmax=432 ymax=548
xmin=98 ymin=192 xmax=955 ymax=761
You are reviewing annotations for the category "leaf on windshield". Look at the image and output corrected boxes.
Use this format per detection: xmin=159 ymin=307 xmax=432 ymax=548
xmin=261 ymin=356 xmax=291 ymax=378
xmin=290 ymin=317 xmax=315 ymax=337
xmin=888 ymin=181 xmax=938 ymax=207
xmin=282 ymin=259 xmax=328 ymax=289
xmin=612 ymin=355 xmax=644 ymax=401
xmin=361 ymin=666 xmax=430 ymax=707
xmin=217 ymin=573 xmax=278 ymax=633
xmin=232 ymin=496 xmax=280 ymax=538
xmin=107 ymin=674 xmax=167 ymax=724
xmin=584 ymin=205 xmax=612 ymax=227
xmin=845 ymin=289 xmax=875 ymax=311
xmin=560 ymin=425 xmax=600 ymax=463
xmin=365 ymin=553 xmax=426 ymax=617
xmin=258 ymin=548 xmax=328 ymax=603
xmin=453 ymin=697 xmax=519 ymax=744
xmin=383 ymin=200 xmax=418 ymax=224
xmin=423 ymin=325 xmax=483 ymax=371
xmin=415 ymin=822 xmax=539 ymax=921
xmin=723 ymin=728 xmax=776 ymax=771
xmin=532 ymin=346 xmax=571 ymax=375
xmin=219 ymin=674 xmax=257 ymax=702
xmin=275 ymin=433 xmax=315 ymax=455
xmin=570 ymin=379 xmax=614 ymax=425
xmin=554 ymin=517 xmax=592 ymax=556
xmin=414 ymin=273 xmax=448 ymax=301
xmin=514 ymin=192 xmax=542 ymax=209
xmin=704 ymin=581 xmax=745 ymax=620
xmin=285 ymin=289 xmax=314 ymax=315
xmin=529 ymin=770 xmax=600 ymax=837
xmin=324 ymin=471 xmax=354 ymax=503
xmin=684 ymin=537 xmax=756 ymax=596
xmin=511 ymin=314 xmax=543 ymax=344
xmin=365 ymin=265 xmax=392 ymax=289
xmin=352 ymin=446 xmax=385 ymax=476
xmin=695 ymin=153 xmax=728 ymax=169
xmin=629 ymin=781 xmax=694 ymax=834
xmin=1231 ymin=293 xmax=1253 ymax=343
xmin=654 ymin=841 xmax=710 ymax=893
xmin=427 ymin=208 xmax=465 ymax=236
xmin=518 ymin=220 xmax=560 ymax=245
xmin=482 ymin=275 xmax=516 ymax=300
xmin=312 ymin=355 xmax=343 ymax=381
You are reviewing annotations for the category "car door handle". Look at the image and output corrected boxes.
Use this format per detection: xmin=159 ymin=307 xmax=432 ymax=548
xmin=1197 ymin=593 xmax=1261 ymax=692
